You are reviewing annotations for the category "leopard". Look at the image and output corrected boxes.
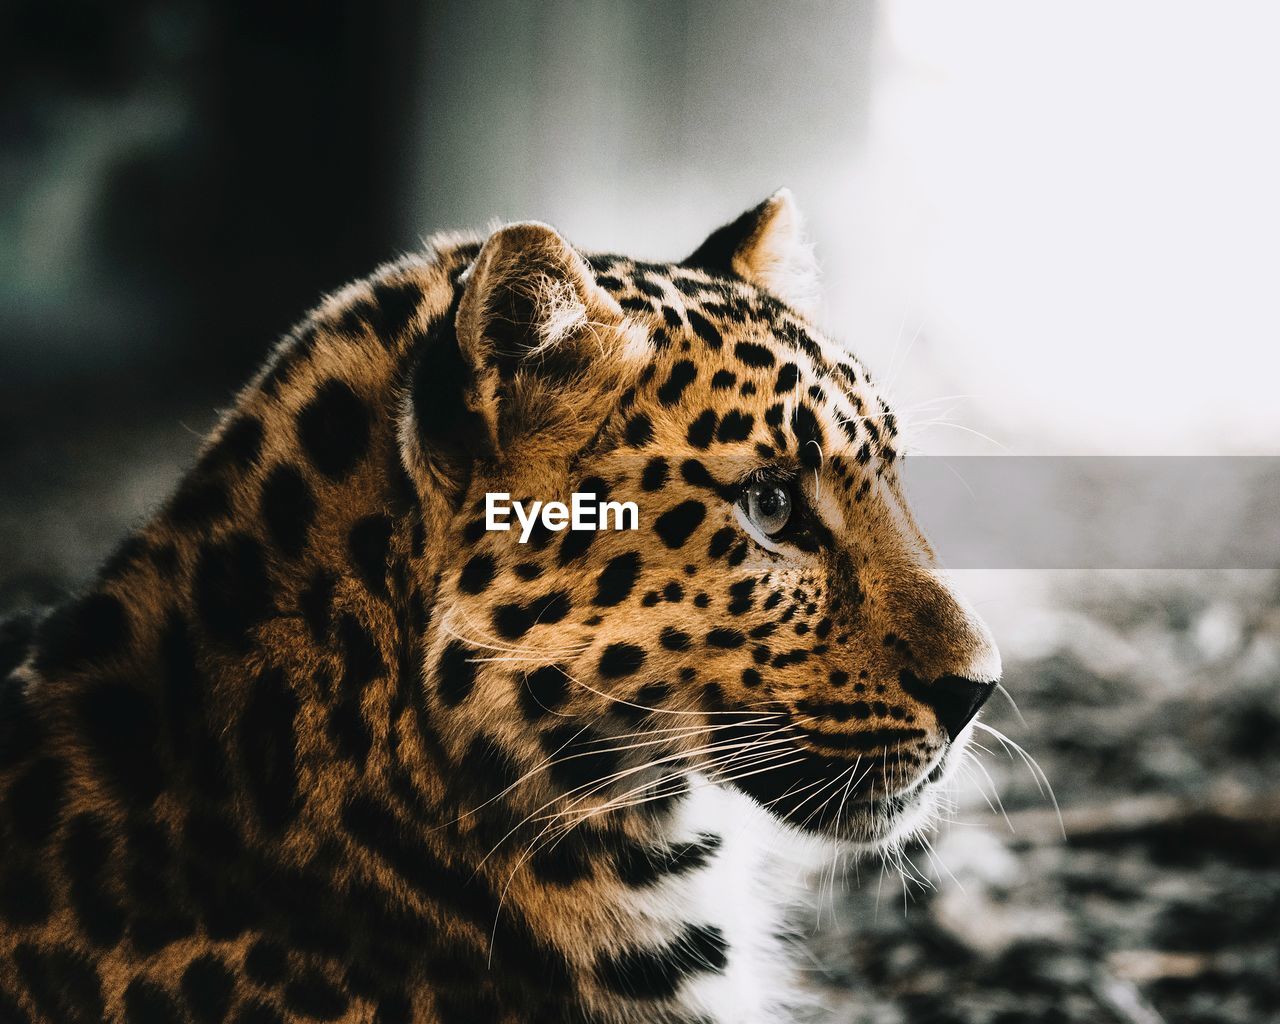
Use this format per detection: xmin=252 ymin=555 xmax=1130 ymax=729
xmin=0 ymin=189 xmax=1001 ymax=1023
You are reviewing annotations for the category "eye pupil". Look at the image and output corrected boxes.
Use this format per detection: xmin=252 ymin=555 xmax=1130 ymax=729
xmin=742 ymin=482 xmax=793 ymax=537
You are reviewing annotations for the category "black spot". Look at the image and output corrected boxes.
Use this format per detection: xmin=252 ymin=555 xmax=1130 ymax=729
xmin=540 ymin=725 xmax=621 ymax=792
xmin=459 ymin=553 xmax=496 ymax=595
xmin=62 ymin=812 xmax=125 ymax=947
xmin=411 ymin=306 xmax=489 ymax=459
xmin=529 ymin=838 xmax=594 ymax=886
xmin=260 ymin=464 xmax=316 ymax=560
xmin=296 ymin=378 xmax=371 ymax=480
xmin=349 ymin=514 xmax=393 ymax=597
xmin=599 ymin=643 xmax=646 ymax=678
xmin=619 ymin=296 xmax=652 ymax=315
xmin=641 ymin=457 xmax=670 ymax=491
xmin=168 ymin=475 xmax=230 ymax=531
xmin=635 ymin=276 xmax=667 ymax=299
xmin=436 ymin=641 xmax=477 ymax=706
xmin=686 ymin=411 xmax=717 ymax=448
xmin=239 ymin=667 xmax=299 ymax=831
xmin=707 ymin=527 xmax=736 ymax=559
xmin=715 ymin=411 xmax=754 ymax=443
xmin=12 ymin=942 xmax=105 ymax=1024
xmin=595 ymin=923 xmax=728 ymax=999
xmin=158 ymin=611 xmax=207 ymax=760
xmin=727 ymin=578 xmax=757 ymax=615
xmin=791 ymin=404 xmax=825 ymax=470
xmin=521 ymin=665 xmax=570 ymax=721
xmin=635 ymin=682 xmax=670 ymax=709
xmin=124 ymin=977 xmax=183 ymax=1024
xmin=205 ymin=413 xmax=264 ymax=471
xmin=678 ymin=459 xmax=734 ymax=501
xmin=710 ymin=369 xmax=736 ymax=390
xmin=525 ymin=519 xmax=555 ymax=550
xmin=706 ymin=628 xmax=745 ymax=649
xmin=245 ymin=937 xmax=289 ymax=986
xmin=493 ymin=591 xmax=572 ymax=640
xmin=462 ymin=516 xmax=487 ymax=545
xmin=741 ymin=668 xmax=762 ymax=688
xmin=367 ymin=277 xmax=424 ymax=342
xmin=657 ymin=361 xmax=697 ymax=406
xmin=659 ymin=627 xmax=692 ymax=652
xmin=554 ymin=510 xmax=598 ymax=559
xmin=34 ymin=591 xmax=131 ymax=676
xmin=337 ymin=613 xmax=385 ymax=689
xmin=625 ymin=414 xmax=655 ymax=447
xmin=558 ymin=475 xmax=609 ymax=564
xmin=774 ymin=362 xmax=799 ymax=394
xmin=514 ymin=562 xmax=543 ymax=581
xmin=686 ymin=309 xmax=723 ymax=349
xmin=193 ymin=533 xmax=272 ymax=651
xmin=734 ymin=341 xmax=775 ymax=368
xmin=593 ymin=552 xmax=642 ymax=606
xmin=0 ymin=862 xmax=50 ymax=925
xmin=284 ymin=972 xmax=349 ymax=1021
xmin=615 ymin=833 xmax=721 ymax=886
xmin=654 ymin=501 xmax=706 ymax=549
xmin=181 ymin=955 xmax=234 ymax=1024
xmin=374 ymin=994 xmax=412 ymax=1024
xmin=75 ymin=680 xmax=163 ymax=806
xmin=328 ymin=695 xmax=372 ymax=768
xmin=6 ymin=756 xmax=66 ymax=847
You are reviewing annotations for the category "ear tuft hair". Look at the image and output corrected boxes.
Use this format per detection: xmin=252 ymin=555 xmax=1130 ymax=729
xmin=683 ymin=188 xmax=822 ymax=317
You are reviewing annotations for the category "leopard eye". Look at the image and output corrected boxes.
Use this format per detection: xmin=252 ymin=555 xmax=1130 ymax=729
xmin=740 ymin=482 xmax=792 ymax=536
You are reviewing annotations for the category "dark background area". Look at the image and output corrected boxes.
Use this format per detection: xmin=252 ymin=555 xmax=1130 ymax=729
xmin=2 ymin=0 xmax=429 ymax=609
xmin=3 ymin=4 xmax=1279 ymax=1022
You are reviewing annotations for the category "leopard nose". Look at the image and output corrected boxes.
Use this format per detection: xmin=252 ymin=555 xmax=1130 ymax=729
xmin=927 ymin=674 xmax=997 ymax=741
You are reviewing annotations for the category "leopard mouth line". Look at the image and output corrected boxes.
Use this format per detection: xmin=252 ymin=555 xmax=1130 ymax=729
xmin=708 ymin=717 xmax=953 ymax=840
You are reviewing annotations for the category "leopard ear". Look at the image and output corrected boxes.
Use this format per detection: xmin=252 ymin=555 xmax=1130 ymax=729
xmin=682 ymin=188 xmax=821 ymax=316
xmin=454 ymin=221 xmax=623 ymax=454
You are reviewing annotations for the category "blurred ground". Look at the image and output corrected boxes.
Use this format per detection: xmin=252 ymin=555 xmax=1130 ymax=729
xmin=811 ymin=571 xmax=1280 ymax=1024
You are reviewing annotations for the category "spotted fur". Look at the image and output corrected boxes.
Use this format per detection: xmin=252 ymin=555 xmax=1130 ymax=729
xmin=0 ymin=191 xmax=1000 ymax=1022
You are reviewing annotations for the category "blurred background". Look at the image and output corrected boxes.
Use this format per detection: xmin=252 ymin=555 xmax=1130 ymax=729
xmin=3 ymin=2 xmax=1278 ymax=1021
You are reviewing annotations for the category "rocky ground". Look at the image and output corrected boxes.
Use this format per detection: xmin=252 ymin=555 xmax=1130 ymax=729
xmin=810 ymin=571 xmax=1280 ymax=1024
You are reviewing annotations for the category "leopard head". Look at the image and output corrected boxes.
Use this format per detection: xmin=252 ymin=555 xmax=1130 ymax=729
xmin=400 ymin=192 xmax=1000 ymax=849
